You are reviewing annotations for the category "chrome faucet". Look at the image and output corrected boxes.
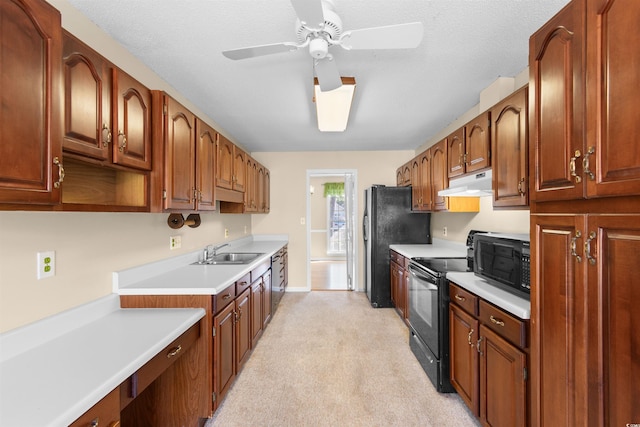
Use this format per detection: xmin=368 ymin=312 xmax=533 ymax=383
xmin=212 ymin=243 xmax=229 ymax=256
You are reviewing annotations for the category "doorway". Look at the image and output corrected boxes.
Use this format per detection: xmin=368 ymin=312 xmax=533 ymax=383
xmin=306 ymin=170 xmax=357 ymax=291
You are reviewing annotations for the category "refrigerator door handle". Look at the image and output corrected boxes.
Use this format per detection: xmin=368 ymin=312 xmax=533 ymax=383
xmin=363 ymin=215 xmax=368 ymax=241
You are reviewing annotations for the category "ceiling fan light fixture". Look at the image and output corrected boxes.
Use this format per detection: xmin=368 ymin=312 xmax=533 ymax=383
xmin=314 ymin=77 xmax=356 ymax=132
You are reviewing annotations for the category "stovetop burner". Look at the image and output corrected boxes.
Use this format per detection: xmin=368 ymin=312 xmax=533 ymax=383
xmin=410 ymin=257 xmax=470 ymax=277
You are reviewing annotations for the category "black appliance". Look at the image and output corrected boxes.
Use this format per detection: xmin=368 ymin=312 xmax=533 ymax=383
xmin=465 ymin=229 xmax=489 ymax=270
xmin=473 ymin=233 xmax=531 ymax=298
xmin=408 ymin=256 xmax=469 ymax=393
xmin=363 ymin=185 xmax=431 ymax=308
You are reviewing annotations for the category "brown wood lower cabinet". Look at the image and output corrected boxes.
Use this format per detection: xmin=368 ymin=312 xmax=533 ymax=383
xmin=389 ymin=250 xmax=409 ymax=325
xmin=449 ymin=282 xmax=528 ymax=427
xmin=121 ymin=261 xmax=275 ymax=421
xmin=70 ymin=387 xmax=120 ymax=427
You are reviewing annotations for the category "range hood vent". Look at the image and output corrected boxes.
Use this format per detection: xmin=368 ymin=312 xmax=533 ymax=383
xmin=438 ymin=169 xmax=493 ymax=197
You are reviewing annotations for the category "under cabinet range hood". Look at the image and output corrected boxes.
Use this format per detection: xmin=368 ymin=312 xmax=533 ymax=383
xmin=438 ymin=169 xmax=493 ymax=197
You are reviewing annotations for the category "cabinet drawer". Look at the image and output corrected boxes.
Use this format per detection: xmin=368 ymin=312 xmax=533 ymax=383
xmin=121 ymin=320 xmax=200 ymax=408
xmin=449 ymin=282 xmax=478 ymax=316
xmin=251 ymin=260 xmax=270 ymax=282
xmin=390 ymin=250 xmax=404 ymax=265
xmin=71 ymin=386 xmax=120 ymax=427
xmin=235 ymin=272 xmax=251 ymax=295
xmin=212 ymin=283 xmax=236 ymax=314
xmin=479 ymin=300 xmax=526 ymax=349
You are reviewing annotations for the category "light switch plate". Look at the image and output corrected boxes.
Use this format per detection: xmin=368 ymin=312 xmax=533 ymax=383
xmin=37 ymin=251 xmax=55 ymax=279
xmin=170 ymin=235 xmax=181 ymax=250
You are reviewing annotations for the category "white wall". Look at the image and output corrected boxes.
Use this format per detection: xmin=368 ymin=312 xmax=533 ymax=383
xmin=250 ymin=151 xmax=413 ymax=292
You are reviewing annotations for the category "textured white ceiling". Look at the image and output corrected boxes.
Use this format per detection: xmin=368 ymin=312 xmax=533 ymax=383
xmin=66 ymin=0 xmax=569 ymax=153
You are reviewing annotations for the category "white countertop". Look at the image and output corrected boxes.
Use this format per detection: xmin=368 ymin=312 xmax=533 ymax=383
xmin=0 ymin=294 xmax=205 ymax=427
xmin=447 ymin=272 xmax=530 ymax=319
xmin=115 ymin=235 xmax=288 ymax=295
xmin=390 ymin=238 xmax=467 ymax=259
xmin=389 ymin=239 xmax=529 ymax=319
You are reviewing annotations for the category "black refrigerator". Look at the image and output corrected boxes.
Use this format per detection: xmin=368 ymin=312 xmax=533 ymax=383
xmin=363 ymin=185 xmax=431 ymax=308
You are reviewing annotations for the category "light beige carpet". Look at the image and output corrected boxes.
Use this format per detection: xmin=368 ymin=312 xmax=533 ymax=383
xmin=207 ymin=291 xmax=479 ymax=427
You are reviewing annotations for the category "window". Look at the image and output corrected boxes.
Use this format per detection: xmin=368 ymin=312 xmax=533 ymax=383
xmin=324 ymin=182 xmax=345 ymax=255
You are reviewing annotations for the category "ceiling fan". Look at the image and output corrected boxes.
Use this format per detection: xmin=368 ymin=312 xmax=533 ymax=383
xmin=222 ymin=0 xmax=424 ymax=92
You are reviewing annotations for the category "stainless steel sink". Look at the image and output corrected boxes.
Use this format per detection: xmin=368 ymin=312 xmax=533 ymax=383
xmin=192 ymin=252 xmax=264 ymax=265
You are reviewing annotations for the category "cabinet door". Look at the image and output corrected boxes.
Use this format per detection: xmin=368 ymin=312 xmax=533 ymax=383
xmin=213 ymin=302 xmax=236 ymax=407
xmin=411 ymin=157 xmax=422 ymax=210
xmin=431 ymin=139 xmax=448 ymax=211
xmin=585 ymin=0 xmax=640 ymax=198
xmin=195 ymin=118 xmax=216 ymax=211
xmin=244 ymin=156 xmax=257 ymax=212
xmin=529 ymin=0 xmax=586 ymax=202
xmin=62 ymin=32 xmax=110 ymax=161
xmin=233 ymin=146 xmax=246 ymax=192
xmin=390 ymin=259 xmax=400 ymax=310
xmin=447 ymin=128 xmax=465 ymax=178
xmin=530 ymin=214 xmax=588 ymax=427
xmin=0 ymin=0 xmax=62 ymax=205
xmin=235 ymin=288 xmax=251 ymax=372
xmin=164 ymin=96 xmax=195 ymax=210
xmin=112 ymin=68 xmax=152 ymax=170
xmin=216 ymin=134 xmax=234 ymax=190
xmin=449 ymin=303 xmax=480 ymax=416
xmin=397 ymin=264 xmax=406 ymax=319
xmin=250 ymin=280 xmax=263 ymax=348
xmin=464 ymin=111 xmax=491 ymax=173
xmin=257 ymin=164 xmax=266 ymax=212
xmin=420 ymin=150 xmax=433 ymax=211
xmin=479 ymin=325 xmax=527 ymax=427
xmin=492 ymin=86 xmax=529 ymax=208
xmin=396 ymin=167 xmax=404 ymax=186
xmin=587 ymin=215 xmax=640 ymax=426
xmin=263 ymin=168 xmax=270 ymax=213
xmin=262 ymin=270 xmax=272 ymax=328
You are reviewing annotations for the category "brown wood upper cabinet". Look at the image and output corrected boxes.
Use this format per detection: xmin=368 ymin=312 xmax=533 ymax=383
xmin=62 ymin=32 xmax=152 ymax=171
xmin=396 ymin=161 xmax=412 ymax=187
xmin=491 ymin=86 xmax=529 ymax=208
xmin=530 ymin=0 xmax=640 ymax=203
xmin=216 ymin=135 xmax=245 ymax=193
xmin=447 ymin=112 xmax=491 ymax=179
xmin=0 ymin=0 xmax=63 ymax=206
xmin=431 ymin=139 xmax=448 ymax=211
xmin=151 ymin=93 xmax=217 ymax=212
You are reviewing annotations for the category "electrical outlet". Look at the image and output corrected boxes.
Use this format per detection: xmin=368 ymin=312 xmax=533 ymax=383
xmin=443 ymin=227 xmax=448 ymax=237
xmin=224 ymin=228 xmax=229 ymax=238
xmin=37 ymin=251 xmax=55 ymax=279
xmin=170 ymin=235 xmax=181 ymax=250
xmin=300 ymin=217 xmax=306 ymax=225
xmin=244 ymin=226 xmax=247 ymax=234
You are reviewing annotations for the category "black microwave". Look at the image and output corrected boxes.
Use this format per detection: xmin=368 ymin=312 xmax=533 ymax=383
xmin=473 ymin=233 xmax=530 ymax=299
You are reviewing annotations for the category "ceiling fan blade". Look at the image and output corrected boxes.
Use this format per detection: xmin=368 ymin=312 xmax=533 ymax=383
xmin=290 ymin=0 xmax=325 ymax=28
xmin=340 ymin=22 xmax=424 ymax=50
xmin=222 ymin=42 xmax=298 ymax=60
xmin=314 ymin=56 xmax=342 ymax=92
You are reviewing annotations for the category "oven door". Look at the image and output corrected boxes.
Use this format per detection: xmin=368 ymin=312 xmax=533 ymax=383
xmin=408 ymin=262 xmax=440 ymax=357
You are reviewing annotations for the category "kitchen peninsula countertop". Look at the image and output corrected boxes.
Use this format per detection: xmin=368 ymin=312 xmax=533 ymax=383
xmin=0 ymin=294 xmax=204 ymax=427
xmin=115 ymin=235 xmax=288 ymax=295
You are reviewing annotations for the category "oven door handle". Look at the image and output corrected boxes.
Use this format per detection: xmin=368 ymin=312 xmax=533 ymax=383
xmin=408 ymin=265 xmax=438 ymax=291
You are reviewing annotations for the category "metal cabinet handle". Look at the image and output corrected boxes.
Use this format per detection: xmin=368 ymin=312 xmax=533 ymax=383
xmin=477 ymin=336 xmax=483 ymax=355
xmin=101 ymin=123 xmax=112 ymax=147
xmin=570 ymin=150 xmax=582 ymax=183
xmin=53 ymin=157 xmax=65 ymax=188
xmin=583 ymin=146 xmax=595 ymax=180
xmin=584 ymin=231 xmax=597 ymax=265
xmin=571 ymin=230 xmax=582 ymax=263
xmin=517 ymin=177 xmax=526 ymax=196
xmin=467 ymin=328 xmax=474 ymax=346
xmin=222 ymin=294 xmax=231 ymax=300
xmin=117 ymin=130 xmax=127 ymax=152
xmin=166 ymin=345 xmax=182 ymax=358
xmin=490 ymin=315 xmax=505 ymax=327
xmin=454 ymin=294 xmax=465 ymax=302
